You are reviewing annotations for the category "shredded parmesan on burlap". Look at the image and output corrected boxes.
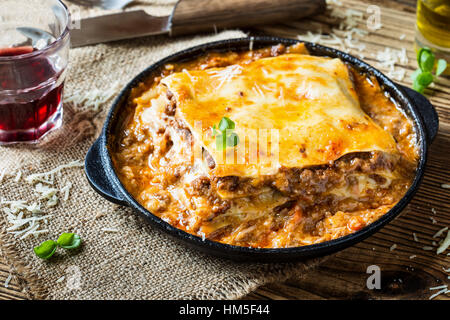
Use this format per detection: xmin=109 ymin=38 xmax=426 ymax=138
xmin=60 ymin=182 xmax=73 ymax=201
xmin=13 ymin=170 xmax=22 ymax=182
xmin=4 ymin=204 xmax=52 ymax=239
xmin=2 ymin=160 xmax=83 ymax=239
xmin=65 ymin=81 xmax=121 ymax=112
xmin=102 ymin=228 xmax=119 ymax=233
xmin=0 ymin=168 xmax=7 ymax=183
xmin=25 ymin=160 xmax=84 ymax=185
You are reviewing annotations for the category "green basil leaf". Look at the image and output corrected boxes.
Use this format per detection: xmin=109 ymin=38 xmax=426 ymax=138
xmin=226 ymin=132 xmax=240 ymax=147
xmin=413 ymin=78 xmax=425 ymax=93
xmin=57 ymin=233 xmax=82 ymax=249
xmin=218 ymin=117 xmax=235 ymax=132
xmin=215 ymin=134 xmax=226 ymax=151
xmin=418 ymin=48 xmax=435 ymax=72
xmin=436 ymin=59 xmax=447 ymax=76
xmin=34 ymin=240 xmax=58 ymax=259
xmin=410 ymin=69 xmax=422 ymax=82
xmin=416 ymin=71 xmax=434 ymax=87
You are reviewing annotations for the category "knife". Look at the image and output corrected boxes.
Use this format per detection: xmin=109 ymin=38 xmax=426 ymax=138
xmin=69 ymin=0 xmax=326 ymax=47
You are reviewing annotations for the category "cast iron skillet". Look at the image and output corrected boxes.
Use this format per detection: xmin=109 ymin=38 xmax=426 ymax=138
xmin=85 ymin=37 xmax=438 ymax=262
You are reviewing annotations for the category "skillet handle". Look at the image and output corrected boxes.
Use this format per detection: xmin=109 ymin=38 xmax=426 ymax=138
xmin=85 ymin=138 xmax=128 ymax=206
xmin=401 ymin=85 xmax=439 ymax=144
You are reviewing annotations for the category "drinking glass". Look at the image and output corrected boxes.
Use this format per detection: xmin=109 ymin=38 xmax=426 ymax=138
xmin=0 ymin=0 xmax=70 ymax=144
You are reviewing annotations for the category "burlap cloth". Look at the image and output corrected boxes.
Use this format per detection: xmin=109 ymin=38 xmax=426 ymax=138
xmin=0 ymin=0 xmax=328 ymax=300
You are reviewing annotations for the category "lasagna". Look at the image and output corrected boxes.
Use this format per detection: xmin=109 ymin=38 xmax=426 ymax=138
xmin=112 ymin=43 xmax=418 ymax=248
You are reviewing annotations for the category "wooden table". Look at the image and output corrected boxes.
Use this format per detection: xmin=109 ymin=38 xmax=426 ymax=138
xmin=1 ymin=0 xmax=449 ymax=300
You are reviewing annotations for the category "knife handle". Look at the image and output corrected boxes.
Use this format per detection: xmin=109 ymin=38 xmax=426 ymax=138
xmin=169 ymin=0 xmax=326 ymax=36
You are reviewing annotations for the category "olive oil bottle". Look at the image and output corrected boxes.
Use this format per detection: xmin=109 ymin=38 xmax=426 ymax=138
xmin=416 ymin=0 xmax=450 ymax=74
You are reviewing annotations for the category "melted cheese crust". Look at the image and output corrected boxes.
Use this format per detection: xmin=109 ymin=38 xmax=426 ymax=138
xmin=162 ymin=54 xmax=398 ymax=177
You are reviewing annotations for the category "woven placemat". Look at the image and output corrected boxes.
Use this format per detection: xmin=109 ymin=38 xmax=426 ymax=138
xmin=0 ymin=0 xmax=328 ymax=300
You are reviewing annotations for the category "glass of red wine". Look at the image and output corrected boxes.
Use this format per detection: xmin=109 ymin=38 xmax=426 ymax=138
xmin=0 ymin=0 xmax=70 ymax=144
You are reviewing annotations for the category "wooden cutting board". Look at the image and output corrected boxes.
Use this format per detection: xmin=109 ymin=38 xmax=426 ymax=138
xmin=1 ymin=0 xmax=449 ymax=300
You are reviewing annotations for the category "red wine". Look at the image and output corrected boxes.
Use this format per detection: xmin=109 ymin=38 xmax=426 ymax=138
xmin=0 ymin=47 xmax=64 ymax=143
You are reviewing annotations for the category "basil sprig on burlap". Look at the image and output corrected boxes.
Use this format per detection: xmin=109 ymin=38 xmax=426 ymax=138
xmin=34 ymin=233 xmax=82 ymax=260
xmin=212 ymin=117 xmax=240 ymax=151
xmin=412 ymin=47 xmax=447 ymax=94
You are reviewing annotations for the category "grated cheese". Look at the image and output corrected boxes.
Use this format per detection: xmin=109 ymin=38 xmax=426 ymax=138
xmin=413 ymin=233 xmax=419 ymax=242
xmin=56 ymin=276 xmax=65 ymax=283
xmin=409 ymin=255 xmax=416 ymax=259
xmin=46 ymin=194 xmax=59 ymax=208
xmin=60 ymin=182 xmax=73 ymax=201
xmin=25 ymin=160 xmax=84 ymax=185
xmin=197 ymin=231 xmax=206 ymax=241
xmin=102 ymin=228 xmax=119 ymax=233
xmin=430 ymin=284 xmax=447 ymax=291
xmin=297 ymin=4 xmax=406 ymax=84
xmin=182 ymin=69 xmax=195 ymax=83
xmin=208 ymin=65 xmax=243 ymax=89
xmin=429 ymin=287 xmax=448 ymax=300
xmin=326 ymin=0 xmax=343 ymax=5
xmin=390 ymin=244 xmax=397 ymax=251
xmin=34 ymin=183 xmax=60 ymax=208
xmin=13 ymin=170 xmax=22 ymax=182
xmin=65 ymin=81 xmax=121 ymax=112
xmin=4 ymin=274 xmax=12 ymax=288
xmin=375 ymin=47 xmax=408 ymax=81
xmin=441 ymin=184 xmax=450 ymax=189
xmin=437 ymin=230 xmax=450 ymax=254
xmin=433 ymin=227 xmax=448 ymax=239
xmin=0 ymin=168 xmax=7 ymax=183
xmin=2 ymin=198 xmax=51 ymax=238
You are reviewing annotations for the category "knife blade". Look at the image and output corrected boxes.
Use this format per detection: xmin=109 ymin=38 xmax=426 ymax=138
xmin=70 ymin=0 xmax=326 ymax=48
xmin=70 ymin=11 xmax=170 ymax=47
